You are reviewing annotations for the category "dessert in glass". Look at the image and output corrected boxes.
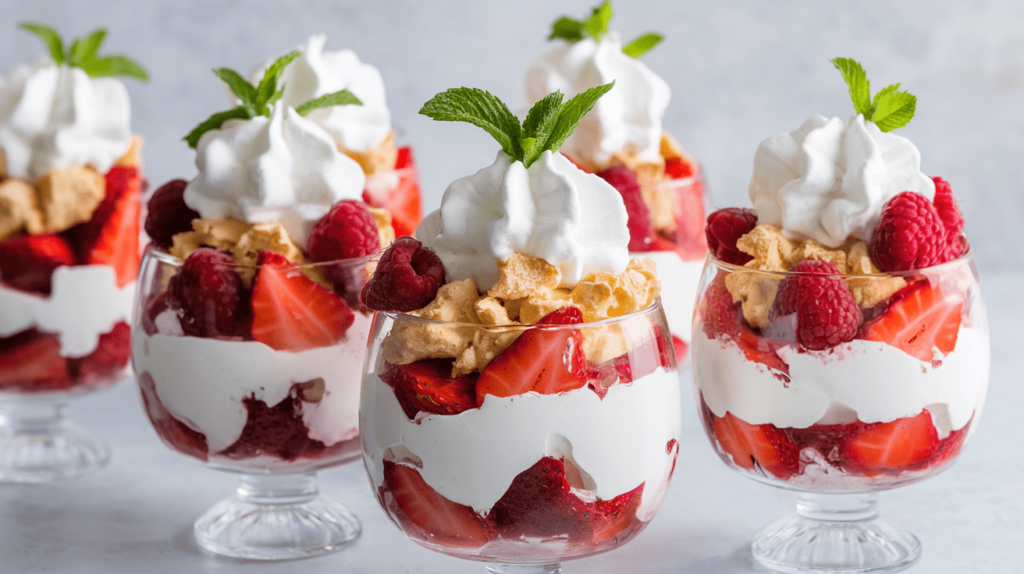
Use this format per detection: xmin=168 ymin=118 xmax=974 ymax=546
xmin=131 ymin=40 xmax=418 ymax=560
xmin=361 ymin=85 xmax=681 ymax=573
xmin=525 ymin=1 xmax=707 ymax=363
xmin=691 ymin=59 xmax=989 ymax=573
xmin=0 ymin=23 xmax=147 ymax=482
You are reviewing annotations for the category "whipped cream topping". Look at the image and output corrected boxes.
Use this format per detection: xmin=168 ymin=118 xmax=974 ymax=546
xmin=525 ymin=32 xmax=670 ymax=168
xmin=749 ymin=115 xmax=936 ymax=248
xmin=257 ymin=34 xmax=391 ymax=153
xmin=0 ymin=62 xmax=132 ymax=180
xmin=0 ymin=266 xmax=134 ymax=358
xmin=417 ymin=150 xmax=630 ymax=290
xmin=183 ymin=104 xmax=366 ymax=248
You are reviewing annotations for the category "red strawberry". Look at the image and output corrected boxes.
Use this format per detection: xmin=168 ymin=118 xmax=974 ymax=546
xmin=220 ymin=389 xmax=326 ymax=461
xmin=383 ymin=460 xmax=491 ymax=548
xmin=705 ymin=208 xmax=757 ymax=266
xmin=70 ymin=321 xmax=130 ymax=381
xmin=770 ymin=259 xmax=862 ymax=351
xmin=475 ymin=307 xmax=587 ymax=405
xmin=735 ymin=328 xmax=790 ymax=379
xmin=841 ymin=410 xmax=940 ymax=475
xmin=591 ymin=484 xmax=645 ymax=544
xmin=360 ymin=236 xmax=446 ymax=312
xmin=379 ymin=359 xmax=479 ymax=419
xmin=137 ymin=372 xmax=209 ymax=461
xmin=671 ymin=336 xmax=689 ymax=364
xmin=930 ymin=419 xmax=971 ymax=469
xmin=362 ymin=146 xmax=422 ymax=238
xmin=711 ymin=412 xmax=799 ymax=480
xmin=0 ymin=234 xmax=76 ymax=294
xmin=664 ymin=156 xmax=695 ymax=179
xmin=871 ymin=191 xmax=949 ymax=271
xmin=71 ymin=165 xmax=143 ymax=287
xmin=251 ymin=251 xmax=355 ymax=352
xmin=596 ymin=164 xmax=656 ymax=251
xmin=931 ymin=176 xmax=967 ymax=260
xmin=144 ymin=179 xmax=199 ymax=249
xmin=167 ymin=248 xmax=251 ymax=339
xmin=858 ymin=280 xmax=963 ymax=363
xmin=0 ymin=331 xmax=71 ymax=392
xmin=671 ymin=176 xmax=708 ymax=260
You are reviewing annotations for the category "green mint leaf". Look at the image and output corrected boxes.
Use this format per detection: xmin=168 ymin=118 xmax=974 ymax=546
xmin=68 ymin=28 xmax=107 ymax=67
xmin=19 ymin=22 xmax=66 ymax=65
xmin=622 ymin=32 xmax=663 ymax=58
xmin=295 ymin=89 xmax=362 ymax=116
xmin=830 ymin=57 xmax=871 ymax=117
xmin=869 ymin=83 xmax=901 ymax=117
xmin=520 ymin=91 xmax=564 ymax=167
xmin=255 ymin=50 xmax=301 ymax=112
xmin=214 ymin=68 xmax=258 ymax=114
xmin=184 ymin=106 xmax=250 ymax=149
xmin=419 ymin=87 xmax=522 ymax=160
xmin=543 ymin=81 xmax=615 ymax=157
xmin=81 ymin=54 xmax=149 ymax=82
xmin=871 ymin=91 xmax=916 ymax=132
xmin=549 ymin=17 xmax=586 ymax=41
xmin=583 ymin=1 xmax=612 ymax=41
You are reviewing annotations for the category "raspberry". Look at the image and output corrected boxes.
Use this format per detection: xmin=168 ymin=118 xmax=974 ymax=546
xmin=360 ymin=236 xmax=446 ymax=312
xmin=770 ymin=259 xmax=862 ymax=351
xmin=145 ymin=179 xmax=200 ymax=249
xmin=595 ymin=164 xmax=656 ymax=251
xmin=166 ymin=248 xmax=251 ymax=338
xmin=0 ymin=234 xmax=77 ymax=295
xmin=308 ymin=200 xmax=380 ymax=262
xmin=705 ymin=208 xmax=758 ymax=265
xmin=870 ymin=192 xmax=948 ymax=271
xmin=701 ymin=274 xmax=742 ymax=339
xmin=931 ymin=176 xmax=966 ymax=260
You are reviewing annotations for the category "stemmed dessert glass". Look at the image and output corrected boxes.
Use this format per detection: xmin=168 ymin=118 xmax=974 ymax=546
xmin=691 ymin=252 xmax=989 ymax=573
xmin=131 ymin=246 xmax=374 ymax=560
xmin=361 ymin=302 xmax=681 ymax=573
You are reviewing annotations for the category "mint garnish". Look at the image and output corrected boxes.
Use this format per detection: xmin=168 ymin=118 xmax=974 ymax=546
xmin=18 ymin=23 xmax=148 ymax=82
xmin=547 ymin=2 xmax=662 ymax=59
xmin=831 ymin=57 xmax=916 ymax=132
xmin=183 ymin=50 xmax=362 ymax=148
xmin=419 ymin=83 xmax=614 ymax=168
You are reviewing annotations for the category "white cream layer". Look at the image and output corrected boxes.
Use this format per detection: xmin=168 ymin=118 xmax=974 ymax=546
xmin=0 ymin=266 xmax=133 ymax=358
xmin=131 ymin=311 xmax=372 ymax=453
xmin=634 ymin=251 xmax=703 ymax=342
xmin=362 ymin=367 xmax=681 ymax=515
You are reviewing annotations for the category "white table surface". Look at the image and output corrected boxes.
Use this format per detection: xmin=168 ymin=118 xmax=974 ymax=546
xmin=3 ymin=271 xmax=1020 ymax=574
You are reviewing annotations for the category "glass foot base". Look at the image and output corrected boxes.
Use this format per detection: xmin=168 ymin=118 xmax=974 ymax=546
xmin=752 ymin=493 xmax=920 ymax=574
xmin=0 ymin=407 xmax=109 ymax=483
xmin=194 ymin=473 xmax=361 ymax=561
xmin=486 ymin=565 xmax=562 ymax=574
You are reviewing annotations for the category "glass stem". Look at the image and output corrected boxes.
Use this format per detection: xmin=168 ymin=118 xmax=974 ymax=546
xmin=486 ymin=565 xmax=562 ymax=574
xmin=796 ymin=492 xmax=880 ymax=522
xmin=0 ymin=400 xmax=66 ymax=434
xmin=236 ymin=471 xmax=319 ymax=506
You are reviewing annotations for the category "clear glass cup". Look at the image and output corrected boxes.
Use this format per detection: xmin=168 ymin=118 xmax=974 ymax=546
xmin=361 ymin=301 xmax=682 ymax=573
xmin=131 ymin=246 xmax=374 ymax=560
xmin=691 ymin=251 xmax=990 ymax=573
xmin=0 ymin=165 xmax=143 ymax=482
xmin=362 ymin=145 xmax=422 ymax=239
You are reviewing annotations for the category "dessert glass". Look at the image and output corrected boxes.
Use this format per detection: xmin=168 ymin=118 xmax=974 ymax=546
xmin=0 ymin=166 xmax=142 ymax=483
xmin=131 ymin=246 xmax=373 ymax=560
xmin=361 ymin=301 xmax=681 ymax=573
xmin=691 ymin=252 xmax=989 ymax=573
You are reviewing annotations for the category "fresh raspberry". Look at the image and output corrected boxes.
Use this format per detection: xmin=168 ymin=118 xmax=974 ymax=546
xmin=595 ymin=164 xmax=656 ymax=251
xmin=871 ymin=192 xmax=949 ymax=271
xmin=308 ymin=200 xmax=380 ymax=262
xmin=701 ymin=274 xmax=742 ymax=339
xmin=166 ymin=248 xmax=251 ymax=338
xmin=770 ymin=259 xmax=862 ymax=351
xmin=145 ymin=179 xmax=199 ymax=249
xmin=705 ymin=208 xmax=758 ymax=265
xmin=0 ymin=234 xmax=77 ymax=295
xmin=360 ymin=236 xmax=446 ymax=312
xmin=931 ymin=176 xmax=966 ymax=260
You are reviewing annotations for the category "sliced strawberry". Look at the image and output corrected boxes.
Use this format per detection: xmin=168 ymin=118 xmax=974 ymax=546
xmin=929 ymin=418 xmax=972 ymax=469
xmin=665 ymin=156 xmax=695 ymax=179
xmin=382 ymin=460 xmax=491 ymax=548
xmin=737 ymin=326 xmax=790 ymax=379
xmin=0 ymin=234 xmax=76 ymax=294
xmin=475 ymin=307 xmax=587 ymax=405
xmin=840 ymin=410 xmax=941 ymax=475
xmin=711 ymin=412 xmax=799 ymax=480
xmin=591 ymin=483 xmax=645 ymax=544
xmin=488 ymin=457 xmax=590 ymax=539
xmin=363 ymin=146 xmax=422 ymax=237
xmin=671 ymin=336 xmax=689 ymax=364
xmin=380 ymin=359 xmax=479 ymax=419
xmin=220 ymin=389 xmax=326 ymax=461
xmin=70 ymin=321 xmax=130 ymax=381
xmin=0 ymin=331 xmax=71 ymax=392
xmin=671 ymin=174 xmax=708 ymax=260
xmin=251 ymin=251 xmax=355 ymax=352
xmin=74 ymin=166 xmax=142 ymax=287
xmin=858 ymin=280 xmax=963 ymax=363
xmin=137 ymin=372 xmax=209 ymax=461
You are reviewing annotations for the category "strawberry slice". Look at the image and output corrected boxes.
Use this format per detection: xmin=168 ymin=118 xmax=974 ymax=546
xmin=841 ymin=410 xmax=941 ymax=475
xmin=736 ymin=328 xmax=790 ymax=380
xmin=475 ymin=307 xmax=587 ymax=406
xmin=711 ymin=412 xmax=799 ymax=480
xmin=590 ymin=483 xmax=645 ymax=544
xmin=0 ymin=234 xmax=76 ymax=294
xmin=671 ymin=336 xmax=689 ymax=364
xmin=73 ymin=166 xmax=142 ymax=287
xmin=0 ymin=331 xmax=71 ymax=392
xmin=70 ymin=321 xmax=131 ymax=381
xmin=665 ymin=156 xmax=695 ymax=179
xmin=251 ymin=251 xmax=355 ymax=352
xmin=859 ymin=280 xmax=963 ymax=363
xmin=137 ymin=372 xmax=209 ymax=461
xmin=380 ymin=359 xmax=479 ymax=419
xmin=670 ymin=174 xmax=707 ymax=260
xmin=383 ymin=460 xmax=491 ymax=548
xmin=363 ymin=146 xmax=422 ymax=238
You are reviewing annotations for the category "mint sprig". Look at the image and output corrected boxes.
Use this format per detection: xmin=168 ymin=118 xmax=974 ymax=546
xmin=184 ymin=49 xmax=361 ymax=148
xmin=18 ymin=22 xmax=148 ymax=82
xmin=831 ymin=57 xmax=916 ymax=132
xmin=547 ymin=2 xmax=662 ymax=59
xmin=419 ymin=82 xmax=614 ymax=168
xmin=622 ymin=33 xmax=663 ymax=58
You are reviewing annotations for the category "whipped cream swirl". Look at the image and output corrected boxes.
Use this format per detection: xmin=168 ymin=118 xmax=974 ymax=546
xmin=0 ymin=62 xmax=132 ymax=180
xmin=749 ymin=115 xmax=936 ymax=248
xmin=417 ymin=150 xmax=630 ymax=290
xmin=525 ymin=32 xmax=670 ymax=169
xmin=183 ymin=104 xmax=366 ymax=248
xmin=256 ymin=35 xmax=391 ymax=153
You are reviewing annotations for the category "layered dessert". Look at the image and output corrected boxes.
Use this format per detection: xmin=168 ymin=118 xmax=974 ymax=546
xmin=693 ymin=58 xmax=989 ymax=490
xmin=525 ymin=1 xmax=707 ymax=359
xmin=0 ymin=24 xmax=147 ymax=394
xmin=133 ymin=43 xmax=409 ymax=471
xmin=361 ymin=85 xmax=680 ymax=561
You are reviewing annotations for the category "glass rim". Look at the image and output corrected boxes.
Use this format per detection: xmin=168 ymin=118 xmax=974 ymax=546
xmin=707 ymin=244 xmax=975 ymax=279
xmin=143 ymin=243 xmax=379 ymax=270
